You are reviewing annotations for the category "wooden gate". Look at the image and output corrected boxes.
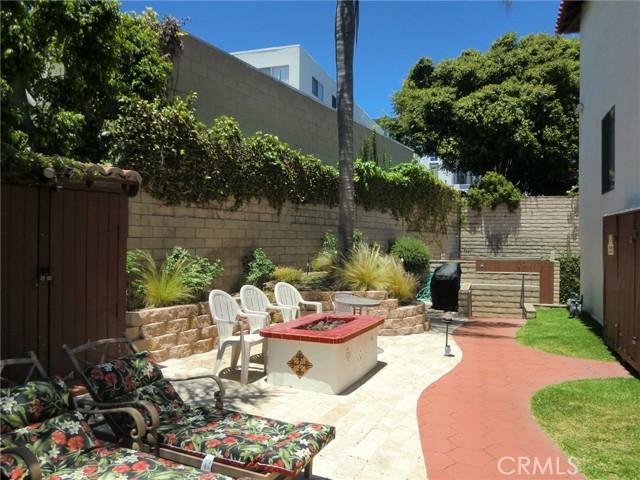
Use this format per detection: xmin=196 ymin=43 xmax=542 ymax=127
xmin=603 ymin=210 xmax=640 ymax=373
xmin=475 ymin=259 xmax=556 ymax=304
xmin=2 ymin=181 xmax=132 ymax=377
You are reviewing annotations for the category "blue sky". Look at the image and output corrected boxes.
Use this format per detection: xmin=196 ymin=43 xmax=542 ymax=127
xmin=120 ymin=0 xmax=563 ymax=119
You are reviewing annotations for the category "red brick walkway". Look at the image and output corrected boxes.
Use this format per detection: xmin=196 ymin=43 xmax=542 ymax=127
xmin=417 ymin=317 xmax=632 ymax=479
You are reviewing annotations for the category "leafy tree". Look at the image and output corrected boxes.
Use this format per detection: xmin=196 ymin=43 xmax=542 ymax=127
xmin=466 ymin=171 xmax=523 ymax=213
xmin=380 ymin=33 xmax=580 ymax=195
xmin=1 ymin=0 xmax=183 ymax=162
xmin=335 ymin=0 xmax=359 ymax=256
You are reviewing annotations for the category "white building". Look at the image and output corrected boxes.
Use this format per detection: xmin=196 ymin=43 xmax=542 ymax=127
xmin=557 ymin=0 xmax=640 ymax=371
xmin=232 ymin=45 xmax=379 ymax=130
xmin=421 ymin=156 xmax=478 ymax=192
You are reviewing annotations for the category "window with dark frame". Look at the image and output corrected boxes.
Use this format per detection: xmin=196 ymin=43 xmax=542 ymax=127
xmin=312 ymin=77 xmax=324 ymax=101
xmin=332 ymin=95 xmax=337 ymax=108
xmin=602 ymin=106 xmax=615 ymax=193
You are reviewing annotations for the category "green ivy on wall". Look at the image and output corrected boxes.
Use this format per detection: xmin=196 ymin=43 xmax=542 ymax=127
xmin=3 ymin=95 xmax=460 ymax=234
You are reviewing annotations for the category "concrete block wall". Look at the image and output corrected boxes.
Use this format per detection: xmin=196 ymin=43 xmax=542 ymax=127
xmin=174 ymin=35 xmax=413 ymax=167
xmin=461 ymin=196 xmax=579 ymax=259
xmin=128 ymin=191 xmax=457 ymax=292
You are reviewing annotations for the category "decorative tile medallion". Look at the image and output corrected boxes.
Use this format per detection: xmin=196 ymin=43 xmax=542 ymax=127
xmin=287 ymin=350 xmax=313 ymax=378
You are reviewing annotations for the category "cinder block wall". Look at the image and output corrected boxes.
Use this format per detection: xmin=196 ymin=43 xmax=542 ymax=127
xmin=128 ymin=192 xmax=458 ymax=293
xmin=460 ymin=196 xmax=579 ymax=258
xmin=172 ymin=35 xmax=414 ymax=167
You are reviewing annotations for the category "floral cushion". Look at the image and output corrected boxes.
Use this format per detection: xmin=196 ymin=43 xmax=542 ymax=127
xmin=108 ymin=378 xmax=191 ymax=430
xmin=156 ymin=406 xmax=336 ymax=477
xmin=47 ymin=446 xmax=236 ymax=479
xmin=0 ymin=410 xmax=100 ymax=475
xmin=84 ymin=352 xmax=189 ymax=430
xmin=83 ymin=351 xmax=163 ymax=401
xmin=0 ymin=448 xmax=30 ymax=480
xmin=1 ymin=377 xmax=71 ymax=433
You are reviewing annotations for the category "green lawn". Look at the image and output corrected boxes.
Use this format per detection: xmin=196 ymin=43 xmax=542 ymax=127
xmin=519 ymin=308 xmax=639 ymax=479
xmin=531 ymin=378 xmax=640 ymax=480
xmin=516 ymin=308 xmax=616 ymax=361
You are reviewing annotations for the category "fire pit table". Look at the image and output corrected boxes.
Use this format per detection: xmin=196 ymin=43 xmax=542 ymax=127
xmin=260 ymin=313 xmax=385 ymax=394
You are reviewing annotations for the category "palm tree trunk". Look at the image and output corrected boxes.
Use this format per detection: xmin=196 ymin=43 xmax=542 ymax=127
xmin=335 ymin=0 xmax=358 ymax=257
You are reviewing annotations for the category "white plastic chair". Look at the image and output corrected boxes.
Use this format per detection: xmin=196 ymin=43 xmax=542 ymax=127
xmin=208 ymin=289 xmax=269 ymax=385
xmin=240 ymin=285 xmax=292 ymax=323
xmin=274 ymin=282 xmax=322 ymax=320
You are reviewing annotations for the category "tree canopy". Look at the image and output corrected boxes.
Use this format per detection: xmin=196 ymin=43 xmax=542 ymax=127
xmin=380 ymin=33 xmax=580 ymax=195
xmin=1 ymin=0 xmax=182 ymax=162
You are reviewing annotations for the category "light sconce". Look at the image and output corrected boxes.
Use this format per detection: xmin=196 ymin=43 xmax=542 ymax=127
xmin=575 ymin=102 xmax=584 ymax=115
xmin=41 ymin=167 xmax=75 ymax=180
xmin=41 ymin=167 xmax=76 ymax=191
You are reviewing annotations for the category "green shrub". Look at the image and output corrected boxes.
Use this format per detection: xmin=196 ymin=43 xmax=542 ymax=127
xmin=311 ymin=231 xmax=338 ymax=271
xmin=558 ymin=253 xmax=580 ymax=304
xmin=135 ymin=250 xmax=193 ymax=308
xmin=272 ymin=266 xmax=305 ymax=284
xmin=336 ymin=243 xmax=391 ymax=291
xmin=466 ymin=171 xmax=523 ymax=213
xmin=126 ymin=251 xmax=146 ymax=311
xmin=390 ymin=236 xmax=431 ymax=274
xmin=310 ymin=229 xmax=366 ymax=272
xmin=165 ymin=247 xmax=223 ymax=301
xmin=243 ymin=248 xmax=276 ymax=286
xmin=383 ymin=256 xmax=420 ymax=304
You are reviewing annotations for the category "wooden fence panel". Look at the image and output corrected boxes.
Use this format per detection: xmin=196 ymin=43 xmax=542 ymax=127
xmin=1 ymin=182 xmax=130 ymax=377
xmin=603 ymin=210 xmax=639 ymax=373
xmin=475 ymin=259 xmax=555 ymax=304
xmin=603 ymin=215 xmax=619 ymax=349
xmin=1 ymin=185 xmax=40 ymax=360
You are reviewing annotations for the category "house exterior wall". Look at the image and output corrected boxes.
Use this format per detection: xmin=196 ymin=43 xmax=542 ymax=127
xmin=578 ymin=1 xmax=640 ymax=322
xmin=175 ymin=35 xmax=412 ymax=165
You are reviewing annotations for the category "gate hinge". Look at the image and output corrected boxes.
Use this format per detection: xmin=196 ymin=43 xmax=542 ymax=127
xmin=38 ymin=268 xmax=53 ymax=282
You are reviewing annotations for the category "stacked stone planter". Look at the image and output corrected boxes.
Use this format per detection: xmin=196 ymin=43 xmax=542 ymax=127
xmin=126 ymin=303 xmax=216 ymax=362
xmin=304 ymin=290 xmax=430 ymax=336
xmin=127 ymin=291 xmax=430 ymax=361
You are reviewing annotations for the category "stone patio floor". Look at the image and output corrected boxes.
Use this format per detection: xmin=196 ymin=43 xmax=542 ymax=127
xmin=160 ymin=312 xmax=632 ymax=479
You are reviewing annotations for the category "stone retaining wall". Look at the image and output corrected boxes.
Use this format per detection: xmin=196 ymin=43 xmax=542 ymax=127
xmin=126 ymin=291 xmax=430 ymax=361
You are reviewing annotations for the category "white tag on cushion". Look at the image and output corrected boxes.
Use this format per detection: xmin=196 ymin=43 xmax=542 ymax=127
xmin=200 ymin=454 xmax=216 ymax=471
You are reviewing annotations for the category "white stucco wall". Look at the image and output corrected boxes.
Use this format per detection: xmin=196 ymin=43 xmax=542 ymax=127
xmin=578 ymin=0 xmax=640 ymax=322
xmin=233 ymin=44 xmax=378 ymax=130
xmin=232 ymin=45 xmax=301 ymax=90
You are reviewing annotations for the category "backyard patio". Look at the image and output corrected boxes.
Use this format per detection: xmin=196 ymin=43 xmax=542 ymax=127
xmin=159 ymin=310 xmax=633 ymax=479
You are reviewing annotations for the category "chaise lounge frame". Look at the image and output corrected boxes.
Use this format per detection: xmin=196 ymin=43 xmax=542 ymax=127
xmin=63 ymin=337 xmax=334 ymax=480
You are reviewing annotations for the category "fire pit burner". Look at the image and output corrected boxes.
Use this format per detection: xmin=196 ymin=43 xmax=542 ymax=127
xmin=299 ymin=319 xmax=347 ymax=331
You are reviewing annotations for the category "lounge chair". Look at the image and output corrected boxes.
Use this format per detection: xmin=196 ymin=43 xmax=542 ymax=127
xmin=63 ymin=337 xmax=336 ymax=479
xmin=0 ymin=352 xmax=236 ymax=480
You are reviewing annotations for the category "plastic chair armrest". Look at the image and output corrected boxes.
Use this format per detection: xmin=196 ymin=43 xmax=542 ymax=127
xmin=300 ymin=300 xmax=323 ymax=313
